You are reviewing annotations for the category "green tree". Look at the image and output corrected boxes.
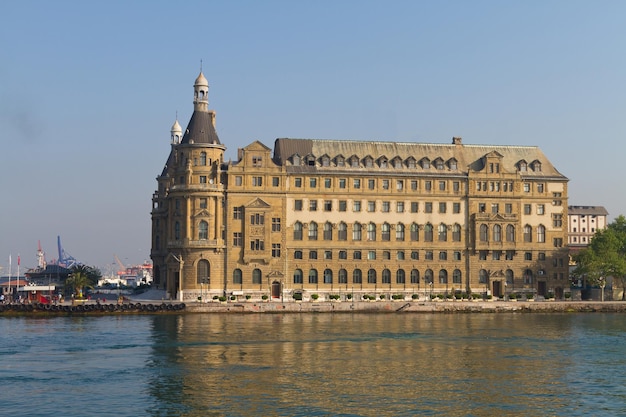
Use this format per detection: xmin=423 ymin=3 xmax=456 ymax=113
xmin=66 ymin=265 xmax=98 ymax=299
xmin=573 ymin=215 xmax=626 ymax=300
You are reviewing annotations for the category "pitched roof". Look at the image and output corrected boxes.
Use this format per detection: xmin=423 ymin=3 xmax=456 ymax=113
xmin=181 ymin=110 xmax=221 ymax=145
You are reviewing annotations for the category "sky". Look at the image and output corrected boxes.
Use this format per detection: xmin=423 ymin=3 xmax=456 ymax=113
xmin=1 ymin=0 xmax=625 ymax=275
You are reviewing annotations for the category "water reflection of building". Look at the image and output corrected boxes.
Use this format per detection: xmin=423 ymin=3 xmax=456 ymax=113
xmin=151 ymin=72 xmax=570 ymax=302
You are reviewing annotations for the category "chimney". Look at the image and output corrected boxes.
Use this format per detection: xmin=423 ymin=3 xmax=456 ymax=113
xmin=452 ymin=137 xmax=462 ymax=145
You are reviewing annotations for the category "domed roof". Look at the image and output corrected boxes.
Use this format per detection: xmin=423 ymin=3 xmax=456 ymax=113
xmin=171 ymin=119 xmax=182 ymax=133
xmin=194 ymin=71 xmax=208 ymax=87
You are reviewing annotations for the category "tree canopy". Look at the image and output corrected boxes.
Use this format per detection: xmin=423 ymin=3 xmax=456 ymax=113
xmin=573 ymin=215 xmax=626 ymax=300
xmin=65 ymin=265 xmax=101 ymax=298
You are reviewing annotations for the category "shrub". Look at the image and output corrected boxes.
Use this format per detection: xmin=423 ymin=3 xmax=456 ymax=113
xmin=245 ymin=295 xmax=251 ymax=300
xmin=547 ymin=292 xmax=555 ymax=299
xmin=311 ymin=293 xmax=319 ymax=300
xmin=212 ymin=295 xmax=219 ymax=300
xmin=525 ymin=293 xmax=533 ymax=299
xmin=261 ymin=294 xmax=269 ymax=300
xmin=230 ymin=295 xmax=236 ymax=301
xmin=564 ymin=293 xmax=571 ymax=299
xmin=218 ymin=296 xmax=227 ymax=302
xmin=508 ymin=293 xmax=517 ymax=299
xmin=411 ymin=294 xmax=419 ymax=300
xmin=293 ymin=292 xmax=303 ymax=301
xmin=379 ymin=294 xmax=385 ymax=300
xmin=346 ymin=293 xmax=353 ymax=300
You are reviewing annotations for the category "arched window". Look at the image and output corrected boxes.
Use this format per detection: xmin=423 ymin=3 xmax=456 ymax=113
xmin=479 ymin=269 xmax=488 ymax=284
xmin=452 ymin=224 xmax=461 ymax=242
xmin=294 ymin=222 xmax=303 ymax=240
xmin=524 ymin=269 xmax=533 ymax=284
xmin=338 ymin=222 xmax=347 ymax=240
xmin=294 ymin=250 xmax=303 ymax=259
xmin=353 ymin=223 xmax=362 ymax=241
xmin=368 ymin=269 xmax=377 ymax=284
xmin=174 ymin=221 xmax=181 ymax=240
xmin=524 ymin=225 xmax=532 ymax=242
xmin=368 ymin=223 xmax=376 ymax=241
xmin=293 ymin=269 xmax=303 ymax=284
xmin=537 ymin=224 xmax=546 ymax=243
xmin=353 ymin=269 xmax=362 ymax=284
xmin=197 ymin=260 xmax=210 ymax=284
xmin=309 ymin=269 xmax=318 ymax=284
xmin=410 ymin=269 xmax=420 ymax=284
xmin=382 ymin=269 xmax=391 ymax=284
xmin=480 ymin=224 xmax=489 ymax=242
xmin=438 ymin=223 xmax=447 ymax=241
xmin=396 ymin=269 xmax=406 ymax=284
xmin=323 ymin=222 xmax=333 ymax=240
xmin=199 ymin=221 xmax=208 ymax=240
xmin=493 ymin=224 xmax=502 ymax=242
xmin=382 ymin=223 xmax=391 ymax=241
xmin=324 ymin=269 xmax=333 ymax=284
xmin=200 ymin=152 xmax=207 ymax=165
xmin=439 ymin=269 xmax=448 ymax=284
xmin=424 ymin=223 xmax=433 ymax=242
xmin=410 ymin=223 xmax=419 ymax=241
xmin=506 ymin=269 xmax=514 ymax=285
xmin=233 ymin=269 xmax=242 ymax=284
xmin=338 ymin=269 xmax=347 ymax=284
xmin=309 ymin=222 xmax=318 ymax=240
xmin=453 ymin=269 xmax=462 ymax=284
xmin=396 ymin=223 xmax=405 ymax=241
xmin=424 ymin=269 xmax=433 ymax=284
xmin=252 ymin=268 xmax=262 ymax=285
xmin=506 ymin=225 xmax=515 ymax=242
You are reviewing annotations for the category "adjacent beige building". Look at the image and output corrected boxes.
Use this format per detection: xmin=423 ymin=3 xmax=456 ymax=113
xmin=151 ymin=73 xmax=570 ymax=301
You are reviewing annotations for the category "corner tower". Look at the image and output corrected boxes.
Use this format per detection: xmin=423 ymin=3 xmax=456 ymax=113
xmin=151 ymin=71 xmax=227 ymax=301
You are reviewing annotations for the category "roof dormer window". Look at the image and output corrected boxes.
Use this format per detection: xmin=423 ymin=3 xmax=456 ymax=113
xmin=421 ymin=158 xmax=430 ymax=169
xmin=518 ymin=161 xmax=527 ymax=172
xmin=292 ymin=154 xmax=301 ymax=166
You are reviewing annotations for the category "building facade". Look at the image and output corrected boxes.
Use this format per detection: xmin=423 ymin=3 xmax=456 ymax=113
xmin=567 ymin=206 xmax=608 ymax=250
xmin=151 ymin=73 xmax=570 ymax=301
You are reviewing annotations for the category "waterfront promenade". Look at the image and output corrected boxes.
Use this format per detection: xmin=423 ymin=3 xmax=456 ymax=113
xmin=185 ymin=299 xmax=626 ymax=313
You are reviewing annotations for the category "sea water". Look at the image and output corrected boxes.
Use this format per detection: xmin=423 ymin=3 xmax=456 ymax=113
xmin=0 ymin=313 xmax=624 ymax=416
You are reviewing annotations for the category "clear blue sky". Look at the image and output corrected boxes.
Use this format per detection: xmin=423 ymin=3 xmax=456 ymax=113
xmin=2 ymin=0 xmax=625 ymax=273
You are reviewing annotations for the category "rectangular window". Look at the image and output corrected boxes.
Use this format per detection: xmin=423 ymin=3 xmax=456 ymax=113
xmin=453 ymin=203 xmax=461 ymax=214
xmin=397 ymin=251 xmax=405 ymax=260
xmin=492 ymin=251 xmax=501 ymax=260
xmin=453 ymin=181 xmax=460 ymax=192
xmin=382 ymin=180 xmax=389 ymax=190
xmin=453 ymin=251 xmax=461 ymax=261
xmin=368 ymin=251 xmax=376 ymax=260
xmin=309 ymin=178 xmax=317 ymax=188
xmin=233 ymin=233 xmax=242 ymax=247
xmin=252 ymin=176 xmax=263 ymax=186
xmin=324 ymin=250 xmax=332 ymax=260
xmin=524 ymin=204 xmax=531 ymax=215
xmin=309 ymin=250 xmax=317 ymax=260
xmin=554 ymin=238 xmax=563 ymax=247
xmin=382 ymin=201 xmax=390 ymax=212
xmin=199 ymin=175 xmax=207 ymax=184
xmin=439 ymin=251 xmax=447 ymax=261
xmin=525 ymin=252 xmax=532 ymax=261
xmin=233 ymin=207 xmax=243 ymax=219
xmin=506 ymin=251 xmax=514 ymax=260
xmin=353 ymin=179 xmax=361 ymax=189
xmin=368 ymin=201 xmax=376 ymax=212
xmin=309 ymin=200 xmax=318 ymax=211
xmin=397 ymin=202 xmax=405 ymax=213
xmin=368 ymin=179 xmax=376 ymax=190
xmin=396 ymin=180 xmax=404 ymax=191
xmin=411 ymin=202 xmax=418 ymax=213
xmin=252 ymin=156 xmax=262 ymax=167
xmin=250 ymin=213 xmax=264 ymax=225
xmin=200 ymin=198 xmax=207 ymax=209
xmin=425 ymin=202 xmax=433 ymax=213
xmin=295 ymin=200 xmax=303 ymax=211
xmin=324 ymin=200 xmax=332 ymax=211
xmin=339 ymin=200 xmax=347 ymax=212
xmin=353 ymin=201 xmax=361 ymax=212
xmin=505 ymin=203 xmax=512 ymax=214
xmin=353 ymin=251 xmax=362 ymax=260
xmin=439 ymin=202 xmax=446 ymax=213
xmin=425 ymin=251 xmax=434 ymax=260
xmin=294 ymin=178 xmax=302 ymax=187
xmin=272 ymin=218 xmax=281 ymax=232
xmin=479 ymin=251 xmax=488 ymax=261
xmin=491 ymin=204 xmax=499 ymax=214
xmin=250 ymin=239 xmax=264 ymax=251
xmin=272 ymin=244 xmax=281 ymax=258
xmin=411 ymin=251 xmax=419 ymax=260
xmin=553 ymin=214 xmax=563 ymax=227
xmin=234 ymin=176 xmax=243 ymax=186
xmin=272 ymin=177 xmax=279 ymax=187
xmin=439 ymin=181 xmax=446 ymax=191
xmin=339 ymin=250 xmax=347 ymax=260
xmin=339 ymin=179 xmax=346 ymax=189
xmin=537 ymin=204 xmax=545 ymax=215
xmin=425 ymin=181 xmax=432 ymax=191
xmin=524 ymin=183 xmax=531 ymax=193
xmin=411 ymin=180 xmax=418 ymax=191
xmin=537 ymin=183 xmax=544 ymax=193
xmin=324 ymin=178 xmax=332 ymax=188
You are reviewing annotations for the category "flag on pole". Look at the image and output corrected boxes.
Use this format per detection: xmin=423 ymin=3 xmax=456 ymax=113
xmin=17 ymin=255 xmax=20 ymax=266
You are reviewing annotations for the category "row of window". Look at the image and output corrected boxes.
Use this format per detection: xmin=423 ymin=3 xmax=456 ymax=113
xmin=293 ymin=199 xmax=463 ymax=214
xmin=292 ymin=221 xmax=462 ymax=242
xmin=228 ymin=267 xmax=548 ymax=286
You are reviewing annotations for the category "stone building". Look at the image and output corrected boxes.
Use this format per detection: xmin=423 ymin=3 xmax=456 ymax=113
xmin=151 ymin=72 xmax=570 ymax=301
